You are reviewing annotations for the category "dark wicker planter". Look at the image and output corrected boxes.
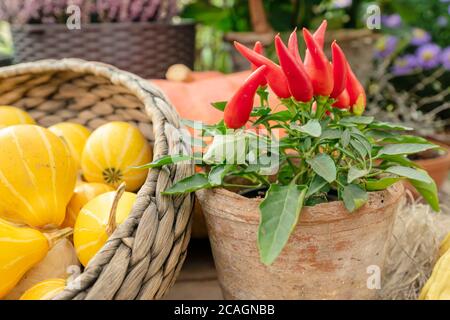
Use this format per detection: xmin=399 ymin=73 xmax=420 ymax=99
xmin=0 ymin=55 xmax=12 ymax=67
xmin=11 ymin=22 xmax=196 ymax=79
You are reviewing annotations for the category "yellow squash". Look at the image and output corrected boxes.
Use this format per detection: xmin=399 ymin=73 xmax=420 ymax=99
xmin=0 ymin=106 xmax=35 ymax=127
xmin=420 ymin=249 xmax=450 ymax=300
xmin=0 ymin=218 xmax=72 ymax=299
xmin=81 ymin=121 xmax=152 ymax=192
xmin=4 ymin=239 xmax=79 ymax=300
xmin=49 ymin=122 xmax=91 ymax=168
xmin=0 ymin=125 xmax=77 ymax=228
xmin=440 ymin=232 xmax=450 ymax=257
xmin=20 ymin=279 xmax=66 ymax=300
xmin=74 ymin=185 xmax=136 ymax=266
xmin=63 ymin=182 xmax=114 ymax=228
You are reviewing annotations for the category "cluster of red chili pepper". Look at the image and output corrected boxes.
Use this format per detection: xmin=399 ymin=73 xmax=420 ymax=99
xmin=223 ymin=20 xmax=367 ymax=129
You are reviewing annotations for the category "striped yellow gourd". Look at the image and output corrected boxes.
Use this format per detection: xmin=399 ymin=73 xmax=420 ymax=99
xmin=0 ymin=106 xmax=35 ymax=126
xmin=0 ymin=218 xmax=72 ymax=299
xmin=74 ymin=189 xmax=136 ymax=266
xmin=20 ymin=279 xmax=66 ymax=300
xmin=62 ymin=182 xmax=114 ymax=228
xmin=0 ymin=125 xmax=77 ymax=228
xmin=81 ymin=122 xmax=152 ymax=192
xmin=49 ymin=122 xmax=91 ymax=168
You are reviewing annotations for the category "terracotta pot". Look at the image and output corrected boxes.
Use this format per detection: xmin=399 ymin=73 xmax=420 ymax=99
xmin=196 ymin=182 xmax=404 ymax=300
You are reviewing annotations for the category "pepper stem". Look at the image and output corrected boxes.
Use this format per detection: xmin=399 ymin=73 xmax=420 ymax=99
xmin=44 ymin=227 xmax=73 ymax=248
xmin=106 ymin=182 xmax=126 ymax=236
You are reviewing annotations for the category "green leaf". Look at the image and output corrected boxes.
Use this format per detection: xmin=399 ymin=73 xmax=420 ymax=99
xmin=211 ymin=101 xmax=227 ymax=111
xmin=340 ymin=116 xmax=374 ymax=125
xmin=341 ymin=129 xmax=351 ymax=148
xmin=409 ymin=178 xmax=440 ymax=212
xmin=366 ymin=177 xmax=401 ymax=191
xmin=258 ymin=184 xmax=307 ymax=265
xmin=162 ymin=173 xmax=211 ymax=195
xmin=378 ymin=154 xmax=419 ymax=168
xmin=381 ymin=135 xmax=430 ymax=144
xmin=377 ymin=143 xmax=438 ymax=156
xmin=253 ymin=110 xmax=292 ymax=125
xmin=208 ymin=165 xmax=236 ymax=186
xmin=251 ymin=106 xmax=271 ymax=117
xmin=350 ymin=139 xmax=367 ymax=158
xmin=306 ymin=175 xmax=328 ymax=198
xmin=293 ymin=119 xmax=322 ymax=137
xmin=348 ymin=167 xmax=369 ymax=183
xmin=351 ymin=133 xmax=372 ymax=154
xmin=133 ymin=155 xmax=191 ymax=169
xmin=385 ymin=166 xmax=433 ymax=183
xmin=321 ymin=128 xmax=342 ymax=140
xmin=369 ymin=121 xmax=413 ymax=131
xmin=342 ymin=184 xmax=368 ymax=212
xmin=306 ymin=154 xmax=337 ymax=183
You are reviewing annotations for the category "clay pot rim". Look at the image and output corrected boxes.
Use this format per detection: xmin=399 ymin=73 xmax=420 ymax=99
xmin=414 ymin=142 xmax=450 ymax=168
xmin=196 ymin=182 xmax=404 ymax=225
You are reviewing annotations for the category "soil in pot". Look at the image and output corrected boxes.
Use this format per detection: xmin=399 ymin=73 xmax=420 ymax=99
xmin=196 ymin=182 xmax=404 ymax=300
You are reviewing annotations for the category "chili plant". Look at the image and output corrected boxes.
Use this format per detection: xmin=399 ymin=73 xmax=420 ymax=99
xmin=141 ymin=20 xmax=440 ymax=265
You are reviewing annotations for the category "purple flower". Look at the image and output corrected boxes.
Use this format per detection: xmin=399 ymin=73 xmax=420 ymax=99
xmin=416 ymin=44 xmax=442 ymax=69
xmin=438 ymin=16 xmax=448 ymax=27
xmin=333 ymin=0 xmax=353 ymax=8
xmin=374 ymin=36 xmax=398 ymax=59
xmin=381 ymin=14 xmax=402 ymax=28
xmin=441 ymin=47 xmax=450 ymax=70
xmin=410 ymin=28 xmax=432 ymax=46
xmin=392 ymin=55 xmax=418 ymax=76
xmin=441 ymin=0 xmax=450 ymax=2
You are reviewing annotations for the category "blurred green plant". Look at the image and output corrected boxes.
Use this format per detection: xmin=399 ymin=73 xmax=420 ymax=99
xmin=182 ymin=0 xmax=376 ymax=72
xmin=0 ymin=21 xmax=13 ymax=58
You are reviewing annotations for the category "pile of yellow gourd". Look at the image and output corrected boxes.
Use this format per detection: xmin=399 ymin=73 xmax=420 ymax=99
xmin=420 ymin=233 xmax=450 ymax=300
xmin=0 ymin=106 xmax=152 ymax=300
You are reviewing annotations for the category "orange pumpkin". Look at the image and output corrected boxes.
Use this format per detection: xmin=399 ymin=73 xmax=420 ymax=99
xmin=152 ymin=71 xmax=280 ymax=127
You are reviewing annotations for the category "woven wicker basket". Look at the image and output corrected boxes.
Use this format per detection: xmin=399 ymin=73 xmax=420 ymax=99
xmin=11 ymin=22 xmax=196 ymax=79
xmin=0 ymin=59 xmax=194 ymax=300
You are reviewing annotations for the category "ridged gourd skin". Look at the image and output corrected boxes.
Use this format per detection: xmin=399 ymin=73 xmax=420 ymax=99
xmin=81 ymin=122 xmax=152 ymax=192
xmin=0 ymin=106 xmax=36 ymax=127
xmin=74 ymin=191 xmax=137 ymax=266
xmin=20 ymin=278 xmax=66 ymax=300
xmin=440 ymin=233 xmax=450 ymax=257
xmin=0 ymin=125 xmax=77 ymax=228
xmin=62 ymin=182 xmax=114 ymax=228
xmin=49 ymin=122 xmax=91 ymax=168
xmin=0 ymin=219 xmax=50 ymax=299
xmin=420 ymin=249 xmax=450 ymax=300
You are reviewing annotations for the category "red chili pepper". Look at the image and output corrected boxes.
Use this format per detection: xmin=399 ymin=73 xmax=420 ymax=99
xmin=251 ymin=41 xmax=263 ymax=71
xmin=275 ymin=35 xmax=313 ymax=103
xmin=330 ymin=41 xmax=348 ymax=99
xmin=251 ymin=41 xmax=268 ymax=86
xmin=234 ymin=41 xmax=291 ymax=99
xmin=302 ymin=28 xmax=334 ymax=97
xmin=346 ymin=62 xmax=366 ymax=115
xmin=288 ymin=28 xmax=302 ymax=65
xmin=304 ymin=20 xmax=328 ymax=65
xmin=332 ymin=89 xmax=350 ymax=109
xmin=224 ymin=66 xmax=268 ymax=129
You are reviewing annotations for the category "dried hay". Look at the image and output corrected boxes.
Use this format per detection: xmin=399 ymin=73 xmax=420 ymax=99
xmin=381 ymin=183 xmax=450 ymax=300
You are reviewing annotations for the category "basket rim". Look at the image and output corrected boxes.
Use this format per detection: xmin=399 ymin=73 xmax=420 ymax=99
xmin=0 ymin=58 xmax=194 ymax=299
xmin=9 ymin=20 xmax=196 ymax=30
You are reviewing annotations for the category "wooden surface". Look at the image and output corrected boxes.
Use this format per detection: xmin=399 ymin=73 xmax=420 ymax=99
xmin=164 ymin=239 xmax=223 ymax=300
